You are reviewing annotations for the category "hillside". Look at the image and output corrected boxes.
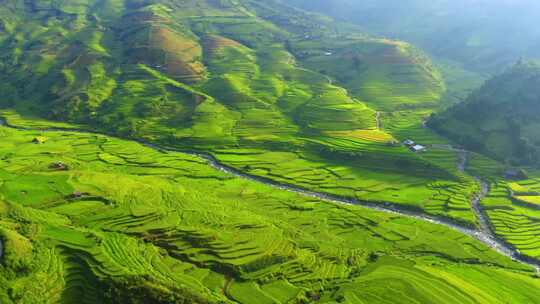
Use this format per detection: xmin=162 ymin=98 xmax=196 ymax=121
xmin=0 ymin=0 xmax=483 ymax=228
xmin=286 ymin=0 xmax=540 ymax=73
xmin=3 ymin=0 xmax=540 ymax=303
xmin=0 ymin=0 xmax=443 ymax=127
xmin=429 ymin=62 xmax=540 ymax=165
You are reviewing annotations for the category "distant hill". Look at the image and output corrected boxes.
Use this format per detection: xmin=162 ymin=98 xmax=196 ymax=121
xmin=429 ymin=62 xmax=540 ymax=165
xmin=287 ymin=0 xmax=540 ymax=73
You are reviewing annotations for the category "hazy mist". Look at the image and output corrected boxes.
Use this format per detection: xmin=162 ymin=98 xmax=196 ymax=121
xmin=288 ymin=0 xmax=540 ymax=72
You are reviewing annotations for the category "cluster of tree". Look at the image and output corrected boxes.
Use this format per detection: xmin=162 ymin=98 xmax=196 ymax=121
xmin=104 ymin=276 xmax=213 ymax=304
xmin=429 ymin=62 xmax=540 ymax=166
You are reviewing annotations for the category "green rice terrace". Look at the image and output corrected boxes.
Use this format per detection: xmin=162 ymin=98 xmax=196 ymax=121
xmin=1 ymin=115 xmax=540 ymax=304
xmin=464 ymin=152 xmax=540 ymax=262
xmin=0 ymin=0 xmax=478 ymax=225
xmin=1 ymin=0 xmax=540 ymax=303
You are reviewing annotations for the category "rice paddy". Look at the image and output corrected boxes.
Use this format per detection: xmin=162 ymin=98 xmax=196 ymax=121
xmin=1 ymin=0 xmax=539 ymax=303
xmin=1 ymin=124 xmax=540 ymax=303
xmin=477 ymin=174 xmax=540 ymax=260
xmin=0 ymin=0 xmax=486 ymax=226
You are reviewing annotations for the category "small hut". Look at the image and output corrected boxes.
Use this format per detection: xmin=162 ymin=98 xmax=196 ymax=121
xmin=32 ymin=136 xmax=48 ymax=144
xmin=49 ymin=161 xmax=69 ymax=171
xmin=504 ymin=168 xmax=527 ymax=180
xmin=410 ymin=144 xmax=427 ymax=153
xmin=403 ymin=139 xmax=415 ymax=146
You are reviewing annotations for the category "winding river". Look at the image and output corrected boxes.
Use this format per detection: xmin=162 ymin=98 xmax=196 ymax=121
xmin=1 ymin=118 xmax=539 ymax=271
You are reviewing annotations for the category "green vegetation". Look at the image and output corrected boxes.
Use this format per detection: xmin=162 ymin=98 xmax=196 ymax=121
xmin=291 ymin=38 xmax=444 ymax=110
xmin=429 ymin=62 xmax=540 ymax=165
xmin=0 ymin=0 xmax=485 ymax=225
xmin=2 ymin=0 xmax=540 ymax=302
xmin=481 ymin=181 xmax=540 ymax=259
xmin=429 ymin=61 xmax=540 ymax=263
xmin=0 ymin=124 xmax=540 ymax=303
xmin=467 ymin=157 xmax=540 ymax=261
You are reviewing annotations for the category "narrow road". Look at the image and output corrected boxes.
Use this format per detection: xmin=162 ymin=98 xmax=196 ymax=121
xmin=457 ymin=149 xmax=468 ymax=172
xmin=375 ymin=111 xmax=381 ymax=130
xmin=1 ymin=118 xmax=539 ymax=271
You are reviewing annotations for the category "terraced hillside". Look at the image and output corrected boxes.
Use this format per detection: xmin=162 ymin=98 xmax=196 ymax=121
xmin=4 ymin=1 xmax=540 ymax=302
xmin=1 ymin=120 xmax=540 ymax=303
xmin=462 ymin=152 xmax=540 ymax=266
xmin=0 ymin=0 xmax=485 ymax=225
xmin=429 ymin=62 xmax=540 ymax=165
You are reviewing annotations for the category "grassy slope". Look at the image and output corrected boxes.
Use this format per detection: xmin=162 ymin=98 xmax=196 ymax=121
xmin=0 ymin=0 xmax=483 ymax=225
xmin=0 ymin=123 xmax=539 ymax=303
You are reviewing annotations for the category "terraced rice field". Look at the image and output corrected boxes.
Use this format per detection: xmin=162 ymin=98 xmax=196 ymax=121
xmin=323 ymin=129 xmax=395 ymax=143
xmin=1 ymin=124 xmax=540 ymax=303
xmin=292 ymin=38 xmax=445 ymax=111
xmin=480 ymin=177 xmax=540 ymax=260
xmin=0 ymin=0 xmax=484 ymax=228
xmin=0 ymin=107 xmax=481 ymax=227
xmin=2 ymin=1 xmax=540 ymax=302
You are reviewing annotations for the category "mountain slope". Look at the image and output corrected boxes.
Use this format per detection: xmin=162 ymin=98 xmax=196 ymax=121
xmin=0 ymin=0 xmax=443 ymax=132
xmin=286 ymin=0 xmax=540 ymax=73
xmin=2 ymin=1 xmax=540 ymax=303
xmin=0 ymin=0 xmax=485 ymax=226
xmin=429 ymin=62 xmax=540 ymax=165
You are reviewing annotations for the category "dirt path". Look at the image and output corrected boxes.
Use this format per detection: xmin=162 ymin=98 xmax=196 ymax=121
xmin=375 ymin=111 xmax=382 ymax=130
xmin=457 ymin=149 xmax=468 ymax=172
xmin=1 ymin=118 xmax=539 ymax=271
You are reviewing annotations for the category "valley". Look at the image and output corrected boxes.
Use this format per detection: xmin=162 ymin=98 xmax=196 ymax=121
xmin=0 ymin=115 xmax=536 ymax=269
xmin=1 ymin=114 xmax=540 ymax=303
xmin=1 ymin=0 xmax=540 ymax=303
